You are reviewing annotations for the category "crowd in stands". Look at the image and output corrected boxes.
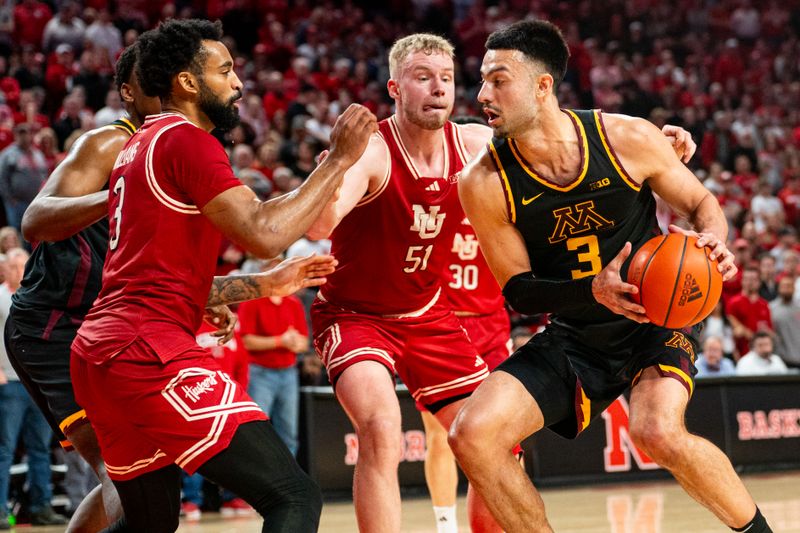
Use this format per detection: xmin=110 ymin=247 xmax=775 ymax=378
xmin=0 ymin=0 xmax=799 ymax=524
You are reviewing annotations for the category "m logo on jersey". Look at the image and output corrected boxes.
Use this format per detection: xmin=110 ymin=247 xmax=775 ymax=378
xmin=665 ymin=332 xmax=695 ymax=360
xmin=452 ymin=233 xmax=479 ymax=260
xmin=410 ymin=204 xmax=446 ymax=239
xmin=548 ymin=201 xmax=614 ymax=244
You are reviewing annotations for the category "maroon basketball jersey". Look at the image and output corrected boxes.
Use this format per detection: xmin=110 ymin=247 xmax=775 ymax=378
xmin=320 ymin=116 xmax=470 ymax=316
xmin=72 ymin=113 xmax=242 ymax=364
xmin=443 ymin=216 xmax=505 ymax=314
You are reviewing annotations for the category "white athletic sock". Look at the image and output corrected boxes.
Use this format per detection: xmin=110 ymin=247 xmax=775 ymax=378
xmin=433 ymin=505 xmax=458 ymax=533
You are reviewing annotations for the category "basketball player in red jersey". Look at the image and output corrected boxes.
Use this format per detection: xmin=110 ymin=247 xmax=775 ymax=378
xmin=308 ymin=34 xmax=696 ymax=533
xmin=69 ymin=19 xmax=376 ymax=533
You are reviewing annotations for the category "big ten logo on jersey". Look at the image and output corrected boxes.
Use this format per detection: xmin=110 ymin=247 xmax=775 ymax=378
xmin=601 ymin=397 xmax=660 ymax=473
xmin=404 ymin=204 xmax=446 ymax=273
xmin=548 ymin=200 xmax=614 ymax=244
xmin=344 ymin=430 xmax=426 ymax=466
xmin=112 ymin=141 xmax=140 ymax=170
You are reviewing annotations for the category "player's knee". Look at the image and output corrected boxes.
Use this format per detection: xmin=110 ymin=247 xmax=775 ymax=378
xmin=448 ymin=413 xmax=493 ymax=463
xmin=425 ymin=425 xmax=450 ymax=455
xmin=357 ymin=416 xmax=403 ymax=463
xmin=630 ymin=418 xmax=684 ymax=466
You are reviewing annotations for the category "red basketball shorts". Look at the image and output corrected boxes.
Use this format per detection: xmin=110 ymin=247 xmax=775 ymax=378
xmin=71 ymin=338 xmax=266 ymax=481
xmin=458 ymin=307 xmax=512 ymax=371
xmin=312 ymin=295 xmax=489 ymax=409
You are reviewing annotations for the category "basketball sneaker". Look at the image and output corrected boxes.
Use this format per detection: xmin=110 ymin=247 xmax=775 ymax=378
xmin=220 ymin=498 xmax=255 ymax=517
xmin=180 ymin=501 xmax=201 ymax=521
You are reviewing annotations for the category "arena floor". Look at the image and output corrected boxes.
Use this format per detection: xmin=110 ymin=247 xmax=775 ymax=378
xmin=21 ymin=470 xmax=800 ymax=532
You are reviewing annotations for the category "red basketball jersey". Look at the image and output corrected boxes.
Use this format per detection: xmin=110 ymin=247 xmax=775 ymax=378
xmin=320 ymin=116 xmax=470 ymax=316
xmin=72 ymin=113 xmax=242 ymax=365
xmin=443 ymin=216 xmax=505 ymax=314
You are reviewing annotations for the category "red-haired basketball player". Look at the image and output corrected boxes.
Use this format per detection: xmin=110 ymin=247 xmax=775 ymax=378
xmin=451 ymin=20 xmax=770 ymax=533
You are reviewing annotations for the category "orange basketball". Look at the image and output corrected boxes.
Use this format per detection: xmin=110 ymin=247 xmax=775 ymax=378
xmin=626 ymin=233 xmax=723 ymax=329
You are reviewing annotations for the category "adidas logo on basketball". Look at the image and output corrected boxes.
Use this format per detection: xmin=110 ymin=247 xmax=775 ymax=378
xmin=678 ymin=274 xmax=703 ymax=306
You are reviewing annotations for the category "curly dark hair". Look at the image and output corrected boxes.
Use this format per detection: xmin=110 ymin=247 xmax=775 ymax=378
xmin=136 ymin=19 xmax=224 ymax=99
xmin=114 ymin=44 xmax=137 ymax=91
xmin=485 ymin=20 xmax=570 ymax=89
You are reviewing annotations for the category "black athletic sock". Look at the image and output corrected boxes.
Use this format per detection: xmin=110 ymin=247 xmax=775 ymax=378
xmin=732 ymin=508 xmax=771 ymax=533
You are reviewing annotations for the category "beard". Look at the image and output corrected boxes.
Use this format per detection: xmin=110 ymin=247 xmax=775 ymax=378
xmin=198 ymin=81 xmax=241 ymax=131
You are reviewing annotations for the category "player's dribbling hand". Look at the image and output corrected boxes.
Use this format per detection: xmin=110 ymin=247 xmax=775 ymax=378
xmin=265 ymin=254 xmax=338 ymax=297
xmin=328 ymin=104 xmax=378 ymax=167
xmin=668 ymin=224 xmax=738 ymax=281
xmin=592 ymin=242 xmax=650 ymax=323
xmin=662 ymin=124 xmax=697 ymax=164
xmin=204 ymin=305 xmax=237 ymax=345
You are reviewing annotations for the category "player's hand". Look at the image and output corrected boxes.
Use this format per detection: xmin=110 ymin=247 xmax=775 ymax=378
xmin=328 ymin=104 xmax=378 ymax=168
xmin=592 ymin=242 xmax=649 ymax=323
xmin=264 ymin=254 xmax=338 ymax=297
xmin=668 ymin=224 xmax=737 ymax=281
xmin=662 ymin=124 xmax=696 ymax=164
xmin=204 ymin=305 xmax=237 ymax=345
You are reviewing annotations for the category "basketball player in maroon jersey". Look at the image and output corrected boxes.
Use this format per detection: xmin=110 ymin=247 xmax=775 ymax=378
xmin=307 ymin=34 xmax=696 ymax=533
xmin=69 ymin=20 xmax=375 ymax=533
xmin=450 ymin=20 xmax=768 ymax=533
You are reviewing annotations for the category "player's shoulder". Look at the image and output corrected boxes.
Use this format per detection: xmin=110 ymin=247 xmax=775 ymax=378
xmin=600 ymin=112 xmax=661 ymax=146
xmin=452 ymin=122 xmax=492 ymax=157
xmin=70 ymin=123 xmax=131 ymax=158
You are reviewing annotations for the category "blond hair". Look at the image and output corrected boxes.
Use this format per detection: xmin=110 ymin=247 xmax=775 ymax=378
xmin=388 ymin=34 xmax=455 ymax=78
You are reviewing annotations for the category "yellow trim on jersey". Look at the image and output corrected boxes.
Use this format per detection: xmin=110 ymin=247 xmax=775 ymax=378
xmin=658 ymin=364 xmax=695 ymax=397
xmin=488 ymin=140 xmax=516 ymax=224
xmin=111 ymin=118 xmax=137 ymax=136
xmin=59 ymin=409 xmax=87 ymax=433
xmin=507 ymin=109 xmax=589 ymax=192
xmin=578 ymin=385 xmax=591 ymax=433
xmin=593 ymin=111 xmax=640 ymax=191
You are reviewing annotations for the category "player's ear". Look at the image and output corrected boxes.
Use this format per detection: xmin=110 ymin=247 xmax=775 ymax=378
xmin=119 ymin=84 xmax=134 ymax=104
xmin=387 ymin=79 xmax=400 ymax=99
xmin=176 ymin=71 xmax=200 ymax=96
xmin=536 ymin=73 xmax=554 ymax=98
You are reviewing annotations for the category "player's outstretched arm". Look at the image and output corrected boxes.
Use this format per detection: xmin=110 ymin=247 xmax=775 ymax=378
xmin=201 ymin=104 xmax=377 ymax=258
xmin=306 ymin=134 xmax=389 ymax=240
xmin=603 ymin=114 xmax=736 ymax=281
xmin=205 ymin=254 xmax=338 ymax=307
xmin=21 ymin=127 xmax=128 ymax=242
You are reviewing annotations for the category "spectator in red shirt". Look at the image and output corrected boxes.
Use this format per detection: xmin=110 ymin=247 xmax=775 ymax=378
xmin=726 ymin=265 xmax=774 ymax=359
xmin=778 ymin=175 xmax=800 ymax=227
xmin=13 ymin=0 xmax=53 ymax=50
xmin=239 ymin=288 xmax=309 ymax=456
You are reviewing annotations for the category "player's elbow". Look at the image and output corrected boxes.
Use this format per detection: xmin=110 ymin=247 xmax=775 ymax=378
xmin=20 ymin=205 xmax=46 ymax=242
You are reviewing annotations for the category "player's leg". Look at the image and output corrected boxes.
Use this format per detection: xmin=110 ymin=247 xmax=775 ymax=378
xmin=3 ymin=322 xmax=118 ymax=531
xmin=628 ymin=367 xmax=770 ymax=532
xmin=335 ymin=360 xmax=403 ymax=533
xmin=197 ymin=420 xmax=322 ymax=533
xmin=447 ymin=372 xmax=550 ymax=532
xmin=64 ymin=423 xmax=123 ymax=532
xmin=105 ymin=464 xmax=183 ymax=533
xmin=420 ymin=409 xmax=458 ymax=533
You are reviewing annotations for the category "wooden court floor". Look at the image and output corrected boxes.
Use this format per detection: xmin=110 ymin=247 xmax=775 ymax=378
xmin=23 ymin=471 xmax=800 ymax=532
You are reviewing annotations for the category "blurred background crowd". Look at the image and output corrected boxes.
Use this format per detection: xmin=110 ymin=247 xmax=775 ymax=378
xmin=0 ymin=0 xmax=799 ymax=526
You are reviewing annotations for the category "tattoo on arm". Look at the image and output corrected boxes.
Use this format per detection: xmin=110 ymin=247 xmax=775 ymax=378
xmin=206 ymin=274 xmax=268 ymax=307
